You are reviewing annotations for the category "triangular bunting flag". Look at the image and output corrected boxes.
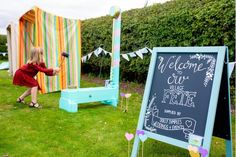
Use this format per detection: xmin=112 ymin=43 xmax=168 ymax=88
xmin=128 ymin=52 xmax=136 ymax=58
xmin=229 ymin=62 xmax=236 ymax=77
xmin=88 ymin=52 xmax=93 ymax=60
xmin=135 ymin=50 xmax=143 ymax=59
xmin=98 ymin=47 xmax=103 ymax=55
xmin=146 ymin=47 xmax=153 ymax=53
xmin=81 ymin=56 xmax=87 ymax=63
xmin=121 ymin=54 xmax=130 ymax=61
xmin=141 ymin=48 xmax=148 ymax=54
xmin=81 ymin=47 xmax=153 ymax=63
xmin=103 ymin=50 xmax=111 ymax=55
xmin=94 ymin=48 xmax=102 ymax=57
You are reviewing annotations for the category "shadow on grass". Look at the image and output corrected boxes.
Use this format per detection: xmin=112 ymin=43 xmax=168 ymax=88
xmin=79 ymin=103 xmax=109 ymax=109
xmin=12 ymin=103 xmax=54 ymax=110
xmin=7 ymin=103 xmax=27 ymax=110
xmin=10 ymin=103 xmax=108 ymax=110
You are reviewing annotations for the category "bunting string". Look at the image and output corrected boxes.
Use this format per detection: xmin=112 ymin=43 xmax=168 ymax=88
xmin=81 ymin=47 xmax=153 ymax=63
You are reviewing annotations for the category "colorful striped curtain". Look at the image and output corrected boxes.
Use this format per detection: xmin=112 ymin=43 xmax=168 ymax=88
xmin=18 ymin=7 xmax=81 ymax=93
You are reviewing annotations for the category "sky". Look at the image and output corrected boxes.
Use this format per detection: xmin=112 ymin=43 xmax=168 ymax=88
xmin=0 ymin=0 xmax=170 ymax=35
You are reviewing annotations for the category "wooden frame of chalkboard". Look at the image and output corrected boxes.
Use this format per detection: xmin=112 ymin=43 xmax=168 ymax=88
xmin=131 ymin=46 xmax=232 ymax=157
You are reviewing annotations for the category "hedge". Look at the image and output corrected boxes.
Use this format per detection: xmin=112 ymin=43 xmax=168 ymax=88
xmin=0 ymin=35 xmax=7 ymax=52
xmin=81 ymin=0 xmax=235 ymax=82
xmin=81 ymin=0 xmax=235 ymax=106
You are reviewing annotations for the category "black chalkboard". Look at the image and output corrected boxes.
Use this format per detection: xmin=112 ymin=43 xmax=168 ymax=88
xmin=142 ymin=53 xmax=218 ymax=142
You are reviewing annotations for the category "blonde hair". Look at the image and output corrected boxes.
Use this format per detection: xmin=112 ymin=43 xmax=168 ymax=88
xmin=27 ymin=47 xmax=43 ymax=64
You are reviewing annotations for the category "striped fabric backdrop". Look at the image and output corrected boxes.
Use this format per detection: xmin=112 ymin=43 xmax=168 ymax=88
xmin=18 ymin=7 xmax=81 ymax=93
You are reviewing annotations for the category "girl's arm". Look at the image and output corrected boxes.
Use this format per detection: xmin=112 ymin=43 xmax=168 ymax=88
xmin=39 ymin=62 xmax=47 ymax=68
xmin=30 ymin=63 xmax=54 ymax=76
xmin=39 ymin=62 xmax=60 ymax=76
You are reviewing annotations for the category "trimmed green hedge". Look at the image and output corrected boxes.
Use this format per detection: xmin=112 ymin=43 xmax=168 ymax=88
xmin=0 ymin=35 xmax=7 ymax=52
xmin=81 ymin=0 xmax=235 ymax=83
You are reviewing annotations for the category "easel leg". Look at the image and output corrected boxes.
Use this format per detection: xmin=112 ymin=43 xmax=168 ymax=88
xmin=226 ymin=139 xmax=233 ymax=157
xmin=131 ymin=135 xmax=140 ymax=157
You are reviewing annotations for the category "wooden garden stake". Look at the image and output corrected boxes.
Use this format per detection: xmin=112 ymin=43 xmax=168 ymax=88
xmin=120 ymin=93 xmax=125 ymax=110
xmin=125 ymin=132 xmax=134 ymax=157
xmin=124 ymin=93 xmax=131 ymax=112
xmin=138 ymin=133 xmax=147 ymax=157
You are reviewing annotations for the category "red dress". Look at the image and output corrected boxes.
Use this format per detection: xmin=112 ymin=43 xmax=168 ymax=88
xmin=13 ymin=62 xmax=54 ymax=90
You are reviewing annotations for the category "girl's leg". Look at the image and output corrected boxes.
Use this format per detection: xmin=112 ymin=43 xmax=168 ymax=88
xmin=29 ymin=86 xmax=42 ymax=108
xmin=19 ymin=88 xmax=31 ymax=100
xmin=17 ymin=88 xmax=31 ymax=103
xmin=31 ymin=86 xmax=38 ymax=103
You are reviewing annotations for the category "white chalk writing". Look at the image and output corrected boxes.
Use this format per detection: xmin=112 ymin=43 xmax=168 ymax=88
xmin=162 ymin=86 xmax=196 ymax=108
xmin=158 ymin=56 xmax=206 ymax=74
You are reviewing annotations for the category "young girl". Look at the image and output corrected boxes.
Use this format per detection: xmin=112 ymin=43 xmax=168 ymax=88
xmin=13 ymin=47 xmax=60 ymax=108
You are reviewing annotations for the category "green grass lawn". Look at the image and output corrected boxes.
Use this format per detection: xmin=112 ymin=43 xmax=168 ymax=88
xmin=0 ymin=70 xmax=235 ymax=157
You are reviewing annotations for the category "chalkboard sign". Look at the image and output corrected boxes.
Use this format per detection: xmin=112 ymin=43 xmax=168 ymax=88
xmin=131 ymin=47 xmax=233 ymax=157
xmin=143 ymin=52 xmax=217 ymax=142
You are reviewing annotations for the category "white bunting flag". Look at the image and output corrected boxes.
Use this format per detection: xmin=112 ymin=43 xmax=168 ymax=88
xmin=121 ymin=54 xmax=130 ymax=61
xmin=103 ymin=50 xmax=110 ymax=55
xmin=88 ymin=52 xmax=93 ymax=60
xmin=94 ymin=49 xmax=98 ymax=57
xmin=98 ymin=47 xmax=103 ymax=55
xmin=146 ymin=47 xmax=153 ymax=53
xmin=229 ymin=62 xmax=236 ymax=78
xmin=135 ymin=50 xmax=143 ymax=59
xmin=81 ymin=47 xmax=153 ymax=63
xmin=128 ymin=52 xmax=136 ymax=58
xmin=94 ymin=47 xmax=102 ymax=57
xmin=141 ymin=48 xmax=148 ymax=54
xmin=82 ymin=56 xmax=87 ymax=63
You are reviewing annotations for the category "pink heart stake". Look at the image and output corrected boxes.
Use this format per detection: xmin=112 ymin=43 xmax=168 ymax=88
xmin=125 ymin=132 xmax=134 ymax=157
xmin=199 ymin=147 xmax=208 ymax=157
xmin=125 ymin=133 xmax=134 ymax=141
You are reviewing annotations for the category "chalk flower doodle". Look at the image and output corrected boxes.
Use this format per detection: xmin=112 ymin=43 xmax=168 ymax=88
xmin=190 ymin=54 xmax=216 ymax=87
xmin=143 ymin=94 xmax=157 ymax=132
